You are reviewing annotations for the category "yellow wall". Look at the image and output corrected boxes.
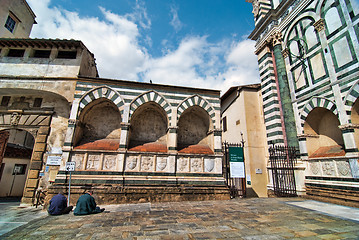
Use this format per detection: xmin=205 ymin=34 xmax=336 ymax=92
xmin=222 ymin=87 xmax=269 ymax=197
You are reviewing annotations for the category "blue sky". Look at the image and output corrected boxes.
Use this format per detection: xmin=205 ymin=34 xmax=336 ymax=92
xmin=27 ymin=0 xmax=259 ymax=93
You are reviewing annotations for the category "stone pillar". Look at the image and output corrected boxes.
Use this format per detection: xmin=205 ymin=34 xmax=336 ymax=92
xmin=120 ymin=123 xmax=130 ymax=150
xmin=213 ymin=129 xmax=222 ymax=154
xmin=120 ymin=104 xmax=131 ymax=150
xmin=339 ymin=124 xmax=359 ymax=156
xmin=21 ymin=126 xmax=50 ymax=205
xmin=270 ymin=32 xmax=299 ymax=149
xmin=167 ymin=126 xmax=177 ymax=153
xmin=61 ymin=100 xmax=80 ymax=169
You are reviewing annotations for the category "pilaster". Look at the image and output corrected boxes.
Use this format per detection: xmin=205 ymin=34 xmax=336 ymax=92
xmin=270 ymin=32 xmax=299 ymax=149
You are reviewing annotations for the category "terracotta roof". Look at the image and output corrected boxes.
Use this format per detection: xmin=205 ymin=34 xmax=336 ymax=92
xmin=178 ymin=145 xmax=214 ymax=154
xmin=128 ymin=142 xmax=167 ymax=153
xmin=309 ymin=145 xmax=345 ymax=158
xmin=74 ymin=139 xmax=120 ymax=151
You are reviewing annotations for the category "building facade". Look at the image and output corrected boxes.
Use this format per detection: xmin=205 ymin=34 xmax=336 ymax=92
xmin=0 ymin=37 xmax=228 ymax=205
xmin=248 ymin=0 xmax=359 ymax=206
xmin=221 ymin=84 xmax=269 ymax=197
xmin=0 ymin=0 xmax=36 ymax=38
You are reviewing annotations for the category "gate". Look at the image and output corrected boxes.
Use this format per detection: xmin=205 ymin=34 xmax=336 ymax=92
xmin=222 ymin=142 xmax=246 ymax=198
xmin=268 ymin=145 xmax=298 ymax=197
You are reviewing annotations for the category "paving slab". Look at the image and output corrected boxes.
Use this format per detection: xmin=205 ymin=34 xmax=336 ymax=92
xmin=0 ymin=197 xmax=358 ymax=239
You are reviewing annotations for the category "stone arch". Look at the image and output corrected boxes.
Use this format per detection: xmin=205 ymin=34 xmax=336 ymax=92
xmin=344 ymin=80 xmax=359 ymax=123
xmin=128 ymin=101 xmax=168 ymax=152
xmin=177 ymin=95 xmax=216 ymax=128
xmin=300 ymin=97 xmax=338 ymax=133
xmin=283 ymin=14 xmax=319 ymax=46
xmin=78 ymin=86 xmax=125 ymax=119
xmin=129 ymin=91 xmax=171 ymax=125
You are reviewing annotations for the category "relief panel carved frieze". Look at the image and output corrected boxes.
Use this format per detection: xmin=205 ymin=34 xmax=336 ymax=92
xmin=141 ymin=155 xmax=154 ymax=172
xmin=103 ymin=155 xmax=117 ymax=170
xmin=156 ymin=156 xmax=168 ymax=171
xmin=126 ymin=156 xmax=139 ymax=171
xmin=86 ymin=154 xmax=100 ymax=170
xmin=191 ymin=158 xmax=203 ymax=172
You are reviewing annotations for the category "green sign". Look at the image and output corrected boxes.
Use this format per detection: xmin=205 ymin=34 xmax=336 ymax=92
xmin=228 ymin=147 xmax=244 ymax=162
xmin=228 ymin=147 xmax=245 ymax=178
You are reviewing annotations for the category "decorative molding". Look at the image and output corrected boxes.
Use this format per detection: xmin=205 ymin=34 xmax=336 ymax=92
xmin=313 ymin=19 xmax=325 ymax=32
xmin=339 ymin=124 xmax=359 ymax=130
xmin=282 ymin=48 xmax=290 ymax=58
xmin=297 ymin=134 xmax=319 ymax=139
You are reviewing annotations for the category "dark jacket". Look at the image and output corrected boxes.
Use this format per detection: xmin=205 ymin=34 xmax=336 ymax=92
xmin=48 ymin=193 xmax=67 ymax=215
xmin=73 ymin=193 xmax=98 ymax=215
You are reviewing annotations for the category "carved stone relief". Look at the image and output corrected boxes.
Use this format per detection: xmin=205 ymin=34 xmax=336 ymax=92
xmin=86 ymin=154 xmax=100 ymax=170
xmin=141 ymin=156 xmax=154 ymax=171
xmin=126 ymin=156 xmax=138 ymax=170
xmin=10 ymin=112 xmax=21 ymax=126
xmin=156 ymin=156 xmax=167 ymax=171
xmin=178 ymin=157 xmax=189 ymax=172
xmin=191 ymin=158 xmax=203 ymax=172
xmin=336 ymin=161 xmax=351 ymax=177
xmin=103 ymin=155 xmax=116 ymax=170
xmin=72 ymin=153 xmax=84 ymax=170
xmin=204 ymin=158 xmax=215 ymax=172
xmin=322 ymin=161 xmax=335 ymax=176
xmin=309 ymin=161 xmax=320 ymax=175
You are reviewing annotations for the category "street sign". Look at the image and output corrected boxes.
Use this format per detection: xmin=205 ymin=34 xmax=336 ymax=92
xmin=65 ymin=162 xmax=75 ymax=171
xmin=47 ymin=156 xmax=62 ymax=165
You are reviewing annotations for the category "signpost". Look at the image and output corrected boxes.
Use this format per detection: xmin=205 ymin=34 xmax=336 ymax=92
xmin=228 ymin=146 xmax=245 ymax=178
xmin=65 ymin=162 xmax=75 ymax=206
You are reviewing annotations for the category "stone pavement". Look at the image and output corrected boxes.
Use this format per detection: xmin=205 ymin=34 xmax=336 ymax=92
xmin=1 ymin=197 xmax=359 ymax=240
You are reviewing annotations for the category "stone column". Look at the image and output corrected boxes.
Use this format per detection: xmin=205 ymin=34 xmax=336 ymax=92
xmin=167 ymin=126 xmax=177 ymax=153
xmin=270 ymin=32 xmax=299 ymax=149
xmin=61 ymin=100 xmax=80 ymax=169
xmin=213 ymin=129 xmax=222 ymax=154
xmin=120 ymin=104 xmax=130 ymax=150
xmin=21 ymin=126 xmax=49 ymax=205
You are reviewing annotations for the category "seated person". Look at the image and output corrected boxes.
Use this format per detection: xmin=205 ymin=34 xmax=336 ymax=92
xmin=74 ymin=190 xmax=105 ymax=216
xmin=48 ymin=191 xmax=73 ymax=215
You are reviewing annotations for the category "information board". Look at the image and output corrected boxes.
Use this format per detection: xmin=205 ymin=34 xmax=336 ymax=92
xmin=228 ymin=146 xmax=245 ymax=178
xmin=46 ymin=156 xmax=62 ymax=165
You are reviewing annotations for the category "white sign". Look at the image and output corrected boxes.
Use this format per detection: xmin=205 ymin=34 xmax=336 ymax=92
xmin=230 ymin=162 xmax=245 ymax=178
xmin=47 ymin=156 xmax=62 ymax=165
xmin=65 ymin=162 xmax=76 ymax=171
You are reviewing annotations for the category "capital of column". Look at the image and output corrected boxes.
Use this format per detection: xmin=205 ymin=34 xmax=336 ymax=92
xmin=68 ymin=119 xmax=78 ymax=126
xmin=297 ymin=133 xmax=319 ymax=139
xmin=268 ymin=32 xmax=283 ymax=47
xmin=313 ymin=19 xmax=325 ymax=32
xmin=282 ymin=48 xmax=290 ymax=58
xmin=338 ymin=123 xmax=359 ymax=130
xmin=167 ymin=126 xmax=178 ymax=133
xmin=121 ymin=122 xmax=131 ymax=131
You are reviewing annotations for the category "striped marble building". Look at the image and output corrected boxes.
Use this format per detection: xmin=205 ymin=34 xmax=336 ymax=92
xmin=0 ymin=38 xmax=228 ymax=205
xmin=248 ymin=0 xmax=359 ymax=206
xmin=56 ymin=77 xmax=228 ymax=203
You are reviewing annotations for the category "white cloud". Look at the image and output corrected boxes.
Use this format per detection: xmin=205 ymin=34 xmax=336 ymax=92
xmin=27 ymin=0 xmax=147 ymax=80
xmin=170 ymin=5 xmax=183 ymax=32
xmin=27 ymin=0 xmax=259 ymax=94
